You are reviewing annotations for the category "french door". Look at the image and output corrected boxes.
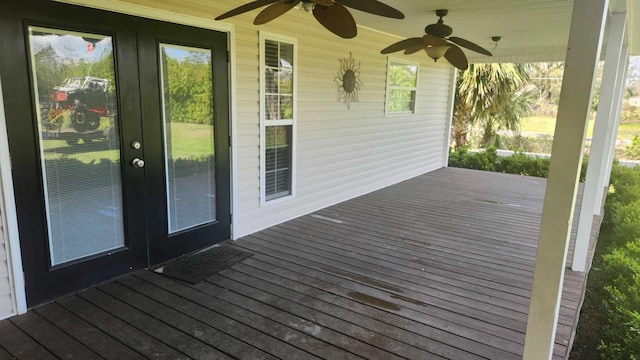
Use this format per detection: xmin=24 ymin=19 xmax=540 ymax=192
xmin=0 ymin=1 xmax=230 ymax=306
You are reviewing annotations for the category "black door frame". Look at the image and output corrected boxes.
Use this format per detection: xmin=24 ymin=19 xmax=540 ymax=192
xmin=0 ymin=0 xmax=232 ymax=307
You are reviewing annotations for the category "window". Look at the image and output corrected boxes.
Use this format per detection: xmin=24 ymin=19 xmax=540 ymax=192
xmin=260 ymin=33 xmax=296 ymax=204
xmin=386 ymin=59 xmax=419 ymax=114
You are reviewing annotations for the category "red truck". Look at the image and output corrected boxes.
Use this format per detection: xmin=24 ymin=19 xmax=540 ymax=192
xmin=41 ymin=76 xmax=117 ymax=145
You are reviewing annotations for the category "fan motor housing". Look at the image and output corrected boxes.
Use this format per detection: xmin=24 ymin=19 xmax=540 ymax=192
xmin=425 ymin=23 xmax=452 ymax=38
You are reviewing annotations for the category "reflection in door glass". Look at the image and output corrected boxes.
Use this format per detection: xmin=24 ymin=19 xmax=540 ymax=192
xmin=28 ymin=27 xmax=124 ymax=265
xmin=159 ymin=44 xmax=217 ymax=234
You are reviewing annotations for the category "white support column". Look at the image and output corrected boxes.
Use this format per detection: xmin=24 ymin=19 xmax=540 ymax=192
xmin=443 ymin=68 xmax=458 ymax=167
xmin=523 ymin=0 xmax=608 ymax=358
xmin=572 ymin=12 xmax=627 ymax=272
xmin=601 ymin=50 xmax=630 ymax=205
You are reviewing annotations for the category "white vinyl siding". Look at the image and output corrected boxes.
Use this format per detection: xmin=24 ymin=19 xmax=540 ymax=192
xmin=0 ymin=73 xmax=17 ymax=319
xmin=386 ymin=58 xmax=419 ymax=114
xmin=234 ymin=17 xmax=453 ymax=236
xmin=0 ymin=205 xmax=12 ymax=317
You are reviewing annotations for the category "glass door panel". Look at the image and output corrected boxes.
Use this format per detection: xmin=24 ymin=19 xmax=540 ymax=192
xmin=159 ymin=44 xmax=216 ymax=234
xmin=28 ymin=27 xmax=124 ymax=265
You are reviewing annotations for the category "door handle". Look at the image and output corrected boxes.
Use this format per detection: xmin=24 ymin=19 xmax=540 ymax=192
xmin=132 ymin=158 xmax=145 ymax=168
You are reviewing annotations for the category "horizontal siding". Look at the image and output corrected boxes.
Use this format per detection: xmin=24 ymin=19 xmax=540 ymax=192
xmin=237 ymin=22 xmax=452 ymax=237
xmin=0 ymin=188 xmax=14 ymax=318
xmin=103 ymin=0 xmax=455 ymax=237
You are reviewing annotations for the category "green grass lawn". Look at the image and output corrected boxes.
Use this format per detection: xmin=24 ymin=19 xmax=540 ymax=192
xmin=521 ymin=115 xmax=640 ymax=140
xmin=43 ymin=122 xmax=214 ymax=164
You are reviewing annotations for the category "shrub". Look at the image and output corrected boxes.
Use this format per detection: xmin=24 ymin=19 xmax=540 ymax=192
xmin=598 ymin=238 xmax=640 ymax=359
xmin=448 ymin=147 xmax=588 ymax=181
xmin=495 ymin=151 xmax=550 ymax=178
xmin=604 ymin=165 xmax=640 ymax=229
xmin=448 ymin=146 xmax=498 ymax=172
xmin=572 ymin=164 xmax=640 ymax=359
xmin=625 ymin=135 xmax=640 ymax=160
xmin=621 ymin=106 xmax=640 ymax=124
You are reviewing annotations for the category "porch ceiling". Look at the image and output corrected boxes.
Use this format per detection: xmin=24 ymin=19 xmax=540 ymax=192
xmin=351 ymin=0 xmax=639 ymax=63
xmin=65 ymin=0 xmax=638 ymax=62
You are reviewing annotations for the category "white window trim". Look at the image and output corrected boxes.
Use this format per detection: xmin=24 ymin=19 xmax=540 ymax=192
xmin=259 ymin=31 xmax=297 ymax=207
xmin=385 ymin=57 xmax=420 ymax=116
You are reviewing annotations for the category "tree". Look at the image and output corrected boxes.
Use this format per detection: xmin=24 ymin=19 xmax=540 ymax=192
xmin=529 ymin=62 xmax=564 ymax=104
xmin=480 ymin=86 xmax=537 ymax=148
xmin=161 ymin=49 xmax=214 ymax=125
xmin=452 ymin=63 xmax=534 ymax=148
xmin=34 ymin=44 xmax=64 ymax=102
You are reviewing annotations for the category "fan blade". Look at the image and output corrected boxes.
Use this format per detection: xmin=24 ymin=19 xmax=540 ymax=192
xmin=443 ymin=44 xmax=469 ymax=70
xmin=313 ymin=4 xmax=357 ymax=39
xmin=338 ymin=0 xmax=404 ymax=19
xmin=381 ymin=37 xmax=424 ymax=54
xmin=315 ymin=0 xmax=334 ymax=5
xmin=448 ymin=36 xmax=492 ymax=56
xmin=254 ymin=1 xmax=300 ymax=25
xmin=216 ymin=0 xmax=281 ymax=20
xmin=404 ymin=42 xmax=426 ymax=55
xmin=423 ymin=34 xmax=448 ymax=47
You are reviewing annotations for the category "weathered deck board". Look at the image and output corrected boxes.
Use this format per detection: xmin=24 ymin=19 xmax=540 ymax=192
xmin=0 ymin=168 xmax=599 ymax=359
xmin=10 ymin=311 xmax=102 ymax=360
xmin=114 ymin=276 xmax=316 ymax=360
xmin=0 ymin=320 xmax=56 ymax=359
xmin=56 ymin=294 xmax=190 ymax=359
xmin=32 ymin=302 xmax=146 ymax=360
xmin=131 ymin=272 xmax=346 ymax=359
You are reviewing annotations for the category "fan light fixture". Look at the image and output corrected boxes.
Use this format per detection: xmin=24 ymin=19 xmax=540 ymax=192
xmin=425 ymin=45 xmax=450 ymax=61
xmin=301 ymin=2 xmax=315 ymax=12
xmin=380 ymin=9 xmax=493 ymax=71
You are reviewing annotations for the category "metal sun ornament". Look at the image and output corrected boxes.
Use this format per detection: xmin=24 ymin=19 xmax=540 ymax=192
xmin=334 ymin=52 xmax=362 ymax=109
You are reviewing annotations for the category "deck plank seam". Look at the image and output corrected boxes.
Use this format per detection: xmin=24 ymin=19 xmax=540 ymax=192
xmin=77 ymin=288 xmax=221 ymax=360
xmin=23 ymin=308 xmax=110 ymax=360
xmin=3 ymin=320 xmax=60 ymax=360
xmin=247 ymin=230 xmax=531 ymax=320
xmin=238 ymin=234 xmax=529 ymax=333
xmin=229 ymin=258 xmax=523 ymax=359
xmin=102 ymin=280 xmax=279 ymax=360
xmin=271 ymin=222 xmax=536 ymax=294
xmin=131 ymin=273 xmax=338 ymax=360
xmin=195 ymin=278 xmax=379 ymax=360
xmin=212 ymin=270 xmax=468 ymax=358
xmin=233 ymin=241 xmax=528 ymax=339
xmin=113 ymin=275 xmax=318 ymax=360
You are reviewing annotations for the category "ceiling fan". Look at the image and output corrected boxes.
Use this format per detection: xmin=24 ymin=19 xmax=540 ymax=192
xmin=381 ymin=9 xmax=492 ymax=70
xmin=215 ymin=0 xmax=405 ymax=39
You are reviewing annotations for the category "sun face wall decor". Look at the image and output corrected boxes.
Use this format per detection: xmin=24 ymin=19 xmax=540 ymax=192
xmin=334 ymin=53 xmax=362 ymax=109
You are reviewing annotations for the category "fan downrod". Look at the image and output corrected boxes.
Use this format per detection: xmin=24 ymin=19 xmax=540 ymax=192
xmin=425 ymin=9 xmax=452 ymax=38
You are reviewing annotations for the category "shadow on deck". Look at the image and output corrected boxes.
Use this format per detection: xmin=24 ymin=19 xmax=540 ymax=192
xmin=0 ymin=168 xmax=600 ymax=359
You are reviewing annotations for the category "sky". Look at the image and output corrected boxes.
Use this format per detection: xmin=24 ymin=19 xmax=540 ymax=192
xmin=30 ymin=30 xmax=113 ymax=63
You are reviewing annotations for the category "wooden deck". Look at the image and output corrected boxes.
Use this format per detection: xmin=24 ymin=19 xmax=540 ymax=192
xmin=0 ymin=168 xmax=600 ymax=359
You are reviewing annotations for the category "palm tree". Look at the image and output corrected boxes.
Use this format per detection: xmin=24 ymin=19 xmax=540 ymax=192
xmin=452 ymin=63 xmax=535 ymax=149
xmin=480 ymin=85 xmax=538 ymax=147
